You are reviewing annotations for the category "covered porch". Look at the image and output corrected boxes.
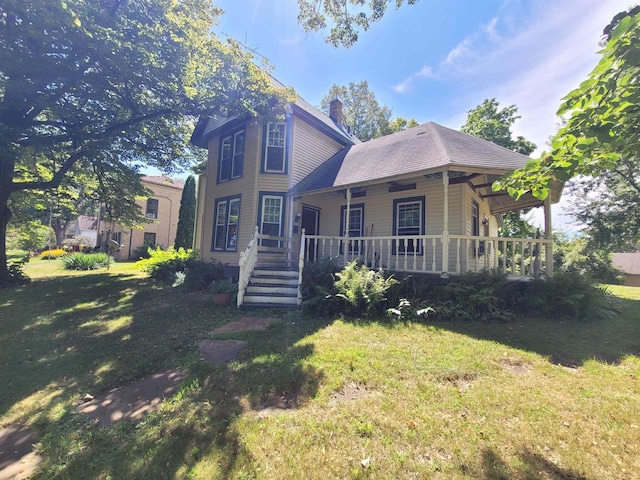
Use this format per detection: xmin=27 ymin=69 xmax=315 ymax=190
xmin=294 ymin=169 xmax=559 ymax=280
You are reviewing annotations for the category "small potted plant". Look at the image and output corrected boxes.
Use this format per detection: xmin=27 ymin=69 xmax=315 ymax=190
xmin=210 ymin=278 xmax=237 ymax=306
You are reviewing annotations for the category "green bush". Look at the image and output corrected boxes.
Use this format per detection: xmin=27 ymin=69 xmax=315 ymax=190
xmin=183 ymin=260 xmax=225 ymax=291
xmin=300 ymin=258 xmax=341 ymax=315
xmin=334 ymin=261 xmax=397 ymax=317
xmin=0 ymin=255 xmax=31 ymax=289
xmin=136 ymin=246 xmax=198 ymax=282
xmin=62 ymin=252 xmax=112 ymax=270
xmin=519 ymin=271 xmax=613 ymax=320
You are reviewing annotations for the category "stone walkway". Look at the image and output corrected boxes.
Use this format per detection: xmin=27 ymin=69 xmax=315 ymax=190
xmin=77 ymin=368 xmax=186 ymax=426
xmin=209 ymin=316 xmax=280 ymax=335
xmin=4 ymin=317 xmax=279 ymax=478
xmin=0 ymin=425 xmax=42 ymax=480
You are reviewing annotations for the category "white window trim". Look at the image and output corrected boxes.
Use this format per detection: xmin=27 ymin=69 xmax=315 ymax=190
xmin=264 ymin=122 xmax=286 ymax=173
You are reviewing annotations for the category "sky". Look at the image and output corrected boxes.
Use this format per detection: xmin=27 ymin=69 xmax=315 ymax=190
xmin=200 ymin=0 xmax=631 ymax=231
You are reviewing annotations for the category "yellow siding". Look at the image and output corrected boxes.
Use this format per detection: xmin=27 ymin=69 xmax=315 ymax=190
xmin=290 ymin=116 xmax=344 ymax=187
xmin=199 ymin=121 xmax=260 ymax=267
xmin=293 ymin=176 xmax=465 ymax=271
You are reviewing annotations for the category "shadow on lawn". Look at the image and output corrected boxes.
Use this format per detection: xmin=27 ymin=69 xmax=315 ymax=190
xmin=0 ymin=272 xmax=328 ymax=479
xmin=426 ymin=294 xmax=640 ymax=368
xmin=474 ymin=447 xmax=587 ymax=479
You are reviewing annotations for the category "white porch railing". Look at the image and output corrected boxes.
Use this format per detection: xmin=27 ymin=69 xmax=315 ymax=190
xmin=303 ymin=234 xmax=552 ymax=278
xmin=237 ymin=227 xmax=260 ymax=307
xmin=298 ymin=229 xmax=306 ymax=305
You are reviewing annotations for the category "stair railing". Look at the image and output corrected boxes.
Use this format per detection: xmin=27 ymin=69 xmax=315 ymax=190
xmin=297 ymin=228 xmax=306 ymax=305
xmin=238 ymin=226 xmax=260 ymax=307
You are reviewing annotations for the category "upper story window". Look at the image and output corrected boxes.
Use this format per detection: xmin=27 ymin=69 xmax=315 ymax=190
xmin=146 ymin=198 xmax=159 ymax=219
xmin=218 ymin=129 xmax=245 ymax=183
xmin=263 ymin=122 xmax=287 ymax=173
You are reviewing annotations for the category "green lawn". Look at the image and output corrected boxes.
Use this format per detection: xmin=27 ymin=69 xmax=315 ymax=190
xmin=1 ymin=258 xmax=639 ymax=479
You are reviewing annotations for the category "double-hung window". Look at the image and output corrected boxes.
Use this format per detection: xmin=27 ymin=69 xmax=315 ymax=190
xmin=146 ymin=198 xmax=159 ymax=219
xmin=340 ymin=204 xmax=364 ymax=253
xmin=263 ymin=122 xmax=286 ymax=173
xmin=471 ymin=200 xmax=485 ymax=255
xmin=143 ymin=232 xmax=156 ymax=247
xmin=218 ymin=129 xmax=244 ymax=182
xmin=394 ymin=197 xmax=424 ymax=254
xmin=212 ymin=196 xmax=240 ymax=251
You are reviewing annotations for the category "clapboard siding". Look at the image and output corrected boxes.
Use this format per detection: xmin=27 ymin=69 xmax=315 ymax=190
xmin=200 ymin=121 xmax=260 ymax=265
xmin=294 ymin=177 xmax=465 ymax=269
xmin=290 ymin=116 xmax=344 ymax=187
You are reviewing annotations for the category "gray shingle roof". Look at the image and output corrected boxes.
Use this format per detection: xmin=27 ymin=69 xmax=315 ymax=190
xmin=291 ymin=121 xmax=535 ymax=194
xmin=190 ymin=76 xmax=358 ymax=148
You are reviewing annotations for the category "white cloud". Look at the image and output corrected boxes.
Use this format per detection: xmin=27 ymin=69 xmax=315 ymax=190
xmin=392 ymin=65 xmax=435 ymax=93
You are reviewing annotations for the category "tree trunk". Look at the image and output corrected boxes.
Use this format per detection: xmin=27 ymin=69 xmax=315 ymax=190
xmin=0 ymin=194 xmax=13 ymax=280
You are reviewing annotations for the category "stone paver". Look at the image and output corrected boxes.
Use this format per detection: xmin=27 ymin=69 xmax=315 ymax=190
xmin=210 ymin=317 xmax=281 ymax=335
xmin=198 ymin=339 xmax=247 ymax=365
xmin=0 ymin=425 xmax=42 ymax=480
xmin=77 ymin=368 xmax=186 ymax=426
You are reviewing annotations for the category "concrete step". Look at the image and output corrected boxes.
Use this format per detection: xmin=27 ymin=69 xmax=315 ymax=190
xmin=249 ymin=276 xmax=298 ymax=286
xmin=246 ymin=284 xmax=298 ymax=295
xmin=253 ymin=268 xmax=298 ymax=278
xmin=240 ymin=302 xmax=298 ymax=309
xmin=242 ymin=293 xmax=298 ymax=305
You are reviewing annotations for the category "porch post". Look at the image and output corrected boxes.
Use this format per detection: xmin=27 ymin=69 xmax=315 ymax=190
xmin=442 ymin=171 xmax=449 ymax=277
xmin=544 ymin=197 xmax=553 ymax=277
xmin=344 ymin=187 xmax=351 ymax=266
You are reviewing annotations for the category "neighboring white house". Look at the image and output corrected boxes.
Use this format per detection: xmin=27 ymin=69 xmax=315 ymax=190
xmin=67 ymin=215 xmax=98 ymax=246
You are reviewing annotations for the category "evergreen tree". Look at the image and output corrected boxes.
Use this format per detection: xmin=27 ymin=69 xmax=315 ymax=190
xmin=174 ymin=176 xmax=196 ymax=249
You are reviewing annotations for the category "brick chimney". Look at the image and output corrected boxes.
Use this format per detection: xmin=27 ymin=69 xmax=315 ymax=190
xmin=329 ymin=98 xmax=343 ymax=126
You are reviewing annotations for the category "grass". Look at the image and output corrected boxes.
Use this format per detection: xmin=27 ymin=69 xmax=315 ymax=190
xmin=1 ymin=257 xmax=639 ymax=479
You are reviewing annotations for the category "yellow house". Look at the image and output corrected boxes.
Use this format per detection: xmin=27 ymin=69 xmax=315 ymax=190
xmin=97 ymin=176 xmax=184 ymax=261
xmin=191 ymin=82 xmax=563 ymax=307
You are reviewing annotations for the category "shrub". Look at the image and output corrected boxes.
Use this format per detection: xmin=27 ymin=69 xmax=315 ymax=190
xmin=300 ymin=258 xmax=341 ymax=315
xmin=334 ymin=261 xmax=397 ymax=317
xmin=62 ymin=252 xmax=113 ymax=270
xmin=132 ymin=245 xmax=152 ymax=260
xmin=430 ymin=271 xmax=518 ymax=323
xmin=40 ymin=248 xmax=67 ymax=259
xmin=136 ymin=246 xmax=198 ymax=282
xmin=386 ymin=298 xmax=435 ymax=322
xmin=210 ymin=278 xmax=237 ymax=294
xmin=183 ymin=261 xmax=225 ymax=291
xmin=519 ymin=271 xmax=613 ymax=320
xmin=0 ymin=255 xmax=31 ymax=289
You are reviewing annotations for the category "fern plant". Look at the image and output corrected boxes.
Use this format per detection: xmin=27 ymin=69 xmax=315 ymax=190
xmin=334 ymin=261 xmax=397 ymax=317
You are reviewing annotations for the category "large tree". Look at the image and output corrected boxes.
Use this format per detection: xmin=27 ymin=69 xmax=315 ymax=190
xmin=0 ymin=0 xmax=289 ymax=281
xmin=567 ymin=157 xmax=640 ymax=252
xmin=495 ymin=7 xmax=640 ymax=201
xmin=461 ymin=98 xmax=537 ymax=238
xmin=174 ymin=175 xmax=196 ymax=249
xmin=298 ymin=0 xmax=419 ymax=47
xmin=321 ymin=81 xmax=418 ymax=141
xmin=461 ymin=98 xmax=536 ymax=156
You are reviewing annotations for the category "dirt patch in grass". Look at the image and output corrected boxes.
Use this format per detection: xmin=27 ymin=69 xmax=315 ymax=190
xmin=77 ymin=368 xmax=185 ymax=426
xmin=435 ymin=372 xmax=478 ymax=391
xmin=0 ymin=425 xmax=42 ymax=480
xmin=209 ymin=317 xmax=281 ymax=335
xmin=197 ymin=339 xmax=247 ymax=365
xmin=500 ymin=358 xmax=531 ymax=375
xmin=330 ymin=382 xmax=370 ymax=403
